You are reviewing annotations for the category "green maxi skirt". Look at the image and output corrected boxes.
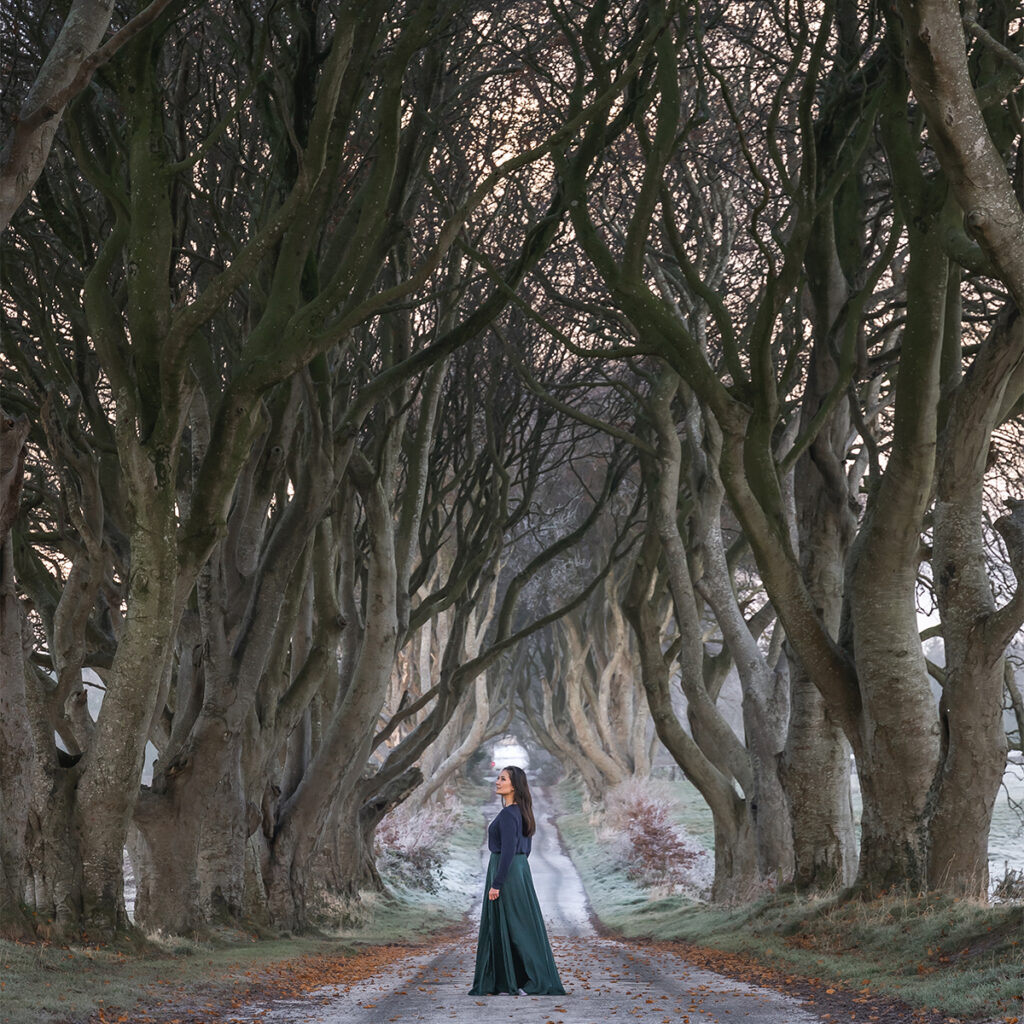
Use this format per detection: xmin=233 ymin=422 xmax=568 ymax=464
xmin=468 ymin=853 xmax=566 ymax=996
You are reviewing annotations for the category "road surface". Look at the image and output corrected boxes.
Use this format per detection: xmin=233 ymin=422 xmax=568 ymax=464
xmin=246 ymin=799 xmax=825 ymax=1023
xmin=249 ymin=933 xmax=825 ymax=1023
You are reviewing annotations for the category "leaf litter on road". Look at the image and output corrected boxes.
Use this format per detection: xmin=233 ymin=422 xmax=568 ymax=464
xmin=76 ymin=931 xmax=1006 ymax=1024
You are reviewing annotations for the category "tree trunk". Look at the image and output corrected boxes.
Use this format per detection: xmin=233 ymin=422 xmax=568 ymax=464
xmin=624 ymin=525 xmax=761 ymax=901
xmin=538 ymin=675 xmax=608 ymax=799
xmin=134 ymin=725 xmax=249 ymax=932
xmin=698 ymin=480 xmax=794 ymax=882
xmin=264 ymin=463 xmax=399 ymax=931
xmin=328 ymin=807 xmax=382 ymax=901
xmin=741 ymin=689 xmax=793 ymax=883
xmin=25 ymin=765 xmax=84 ymax=938
xmin=3 ymin=411 xmax=149 ymax=941
xmin=264 ymin=827 xmax=312 ymax=932
xmin=784 ymin=671 xmax=856 ymax=890
xmin=847 ymin=544 xmax=940 ymax=895
xmin=330 ymin=767 xmax=423 ymax=899
xmin=562 ymin=620 xmax=629 ymax=787
xmin=785 ymin=404 xmax=857 ymax=890
xmin=74 ymin=507 xmax=179 ymax=936
xmin=408 ymin=577 xmax=504 ymax=808
xmin=841 ymin=154 xmax=952 ymax=889
xmin=895 ymin=0 xmax=1024 ymax=894
xmin=783 ymin=161 xmax=863 ymax=892
xmin=412 ymin=673 xmax=490 ymax=807
xmin=132 ymin=789 xmax=203 ymax=934
xmin=130 ymin=410 xmax=337 ymax=934
xmin=0 ymin=411 xmax=33 ymax=936
xmin=628 ymin=670 xmax=652 ymax=777
xmin=648 ymin=371 xmax=791 ymax=884
xmin=708 ymin=796 xmax=761 ymax=904
xmin=848 ymin=496 xmax=941 ymax=895
xmin=928 ymin=320 xmax=1024 ymax=895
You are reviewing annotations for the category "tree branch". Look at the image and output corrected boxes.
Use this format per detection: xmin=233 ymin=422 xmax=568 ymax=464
xmin=0 ymin=0 xmax=181 ymax=232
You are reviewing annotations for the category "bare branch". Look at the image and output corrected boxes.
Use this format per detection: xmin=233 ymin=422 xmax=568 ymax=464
xmin=0 ymin=0 xmax=181 ymax=232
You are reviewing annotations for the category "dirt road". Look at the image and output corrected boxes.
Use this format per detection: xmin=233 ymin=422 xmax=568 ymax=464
xmin=248 ymin=933 xmax=825 ymax=1024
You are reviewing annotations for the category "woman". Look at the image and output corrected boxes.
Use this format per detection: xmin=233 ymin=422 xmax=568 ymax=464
xmin=468 ymin=765 xmax=566 ymax=996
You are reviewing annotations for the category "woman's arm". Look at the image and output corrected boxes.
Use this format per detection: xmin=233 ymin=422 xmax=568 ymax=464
xmin=489 ymin=807 xmax=521 ymax=896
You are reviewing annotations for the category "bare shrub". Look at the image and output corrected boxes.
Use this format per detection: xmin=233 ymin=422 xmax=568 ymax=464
xmin=602 ymin=777 xmax=713 ymax=899
xmin=374 ymin=798 xmax=462 ymax=894
xmin=991 ymin=864 xmax=1024 ymax=904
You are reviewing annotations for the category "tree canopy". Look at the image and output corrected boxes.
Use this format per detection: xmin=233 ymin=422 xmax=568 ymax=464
xmin=1 ymin=0 xmax=1022 ymax=939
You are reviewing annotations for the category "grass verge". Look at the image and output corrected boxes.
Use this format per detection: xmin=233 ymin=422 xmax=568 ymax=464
xmin=554 ymin=779 xmax=1024 ymax=1022
xmin=2 ymin=932 xmax=341 ymax=1024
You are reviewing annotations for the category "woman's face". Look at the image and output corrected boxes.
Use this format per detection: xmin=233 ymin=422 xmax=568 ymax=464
xmin=496 ymin=769 xmax=514 ymax=801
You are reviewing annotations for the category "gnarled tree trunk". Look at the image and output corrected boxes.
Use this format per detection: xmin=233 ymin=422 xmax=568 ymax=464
xmin=929 ymin=321 xmax=1024 ymax=894
xmin=624 ymin=523 xmax=761 ymax=902
xmin=894 ymin=0 xmax=1024 ymax=896
xmin=842 ymin=219 xmax=948 ymax=893
xmin=785 ymin=198 xmax=862 ymax=891
xmin=133 ymin=725 xmax=249 ymax=933
xmin=0 ymin=411 xmax=34 ymax=937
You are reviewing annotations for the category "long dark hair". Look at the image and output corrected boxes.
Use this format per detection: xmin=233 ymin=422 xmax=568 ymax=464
xmin=503 ymin=765 xmax=536 ymax=837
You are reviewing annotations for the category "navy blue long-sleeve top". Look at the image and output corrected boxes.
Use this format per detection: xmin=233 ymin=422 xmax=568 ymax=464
xmin=488 ymin=803 xmax=532 ymax=889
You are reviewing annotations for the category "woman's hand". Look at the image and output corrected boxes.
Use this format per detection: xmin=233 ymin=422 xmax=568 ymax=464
xmin=488 ymin=887 xmax=500 ymax=901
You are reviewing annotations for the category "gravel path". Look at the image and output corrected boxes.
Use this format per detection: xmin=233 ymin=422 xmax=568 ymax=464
xmin=247 ymin=933 xmax=826 ymax=1024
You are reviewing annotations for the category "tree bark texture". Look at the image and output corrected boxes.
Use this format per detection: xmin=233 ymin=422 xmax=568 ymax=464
xmin=263 ymin=466 xmax=399 ymax=930
xmin=929 ymin=318 xmax=1024 ymax=894
xmin=133 ymin=726 xmax=250 ymax=933
xmin=132 ymin=402 xmax=338 ymax=932
xmin=783 ymin=671 xmax=856 ymax=891
xmin=402 ymin=569 xmax=509 ymax=808
xmin=74 ymin=490 xmax=180 ymax=936
xmin=891 ymin=0 xmax=1024 ymax=896
xmin=0 ymin=412 xmax=34 ymax=936
xmin=844 ymin=202 xmax=950 ymax=892
xmin=646 ymin=371 xmax=794 ymax=886
xmin=785 ymin=205 xmax=862 ymax=891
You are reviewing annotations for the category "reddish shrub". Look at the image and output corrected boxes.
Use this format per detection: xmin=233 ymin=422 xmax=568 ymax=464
xmin=604 ymin=778 xmax=712 ymax=896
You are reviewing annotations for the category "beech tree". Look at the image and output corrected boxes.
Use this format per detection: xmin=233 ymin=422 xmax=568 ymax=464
xmin=624 ymin=366 xmax=796 ymax=900
xmin=541 ymin=0 xmax=1023 ymax=899
xmin=549 ymin=0 xmax=1023 ymax=897
xmin=0 ymin=0 xmax=666 ymax=938
xmin=402 ymin=585 xmax=515 ymax=811
xmin=0 ymin=0 xmax=182 ymax=232
xmin=4 ymin=0 xmax=1022 ymax=938
xmin=254 ymin=344 xmax=631 ymax=929
xmin=893 ymin=0 xmax=1024 ymax=895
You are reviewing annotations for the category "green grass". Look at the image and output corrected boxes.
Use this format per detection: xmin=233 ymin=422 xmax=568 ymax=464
xmin=671 ymin=893 xmax=1024 ymax=1017
xmin=0 ymin=932 xmax=346 ymax=1024
xmin=556 ymin=780 xmax=689 ymax=930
